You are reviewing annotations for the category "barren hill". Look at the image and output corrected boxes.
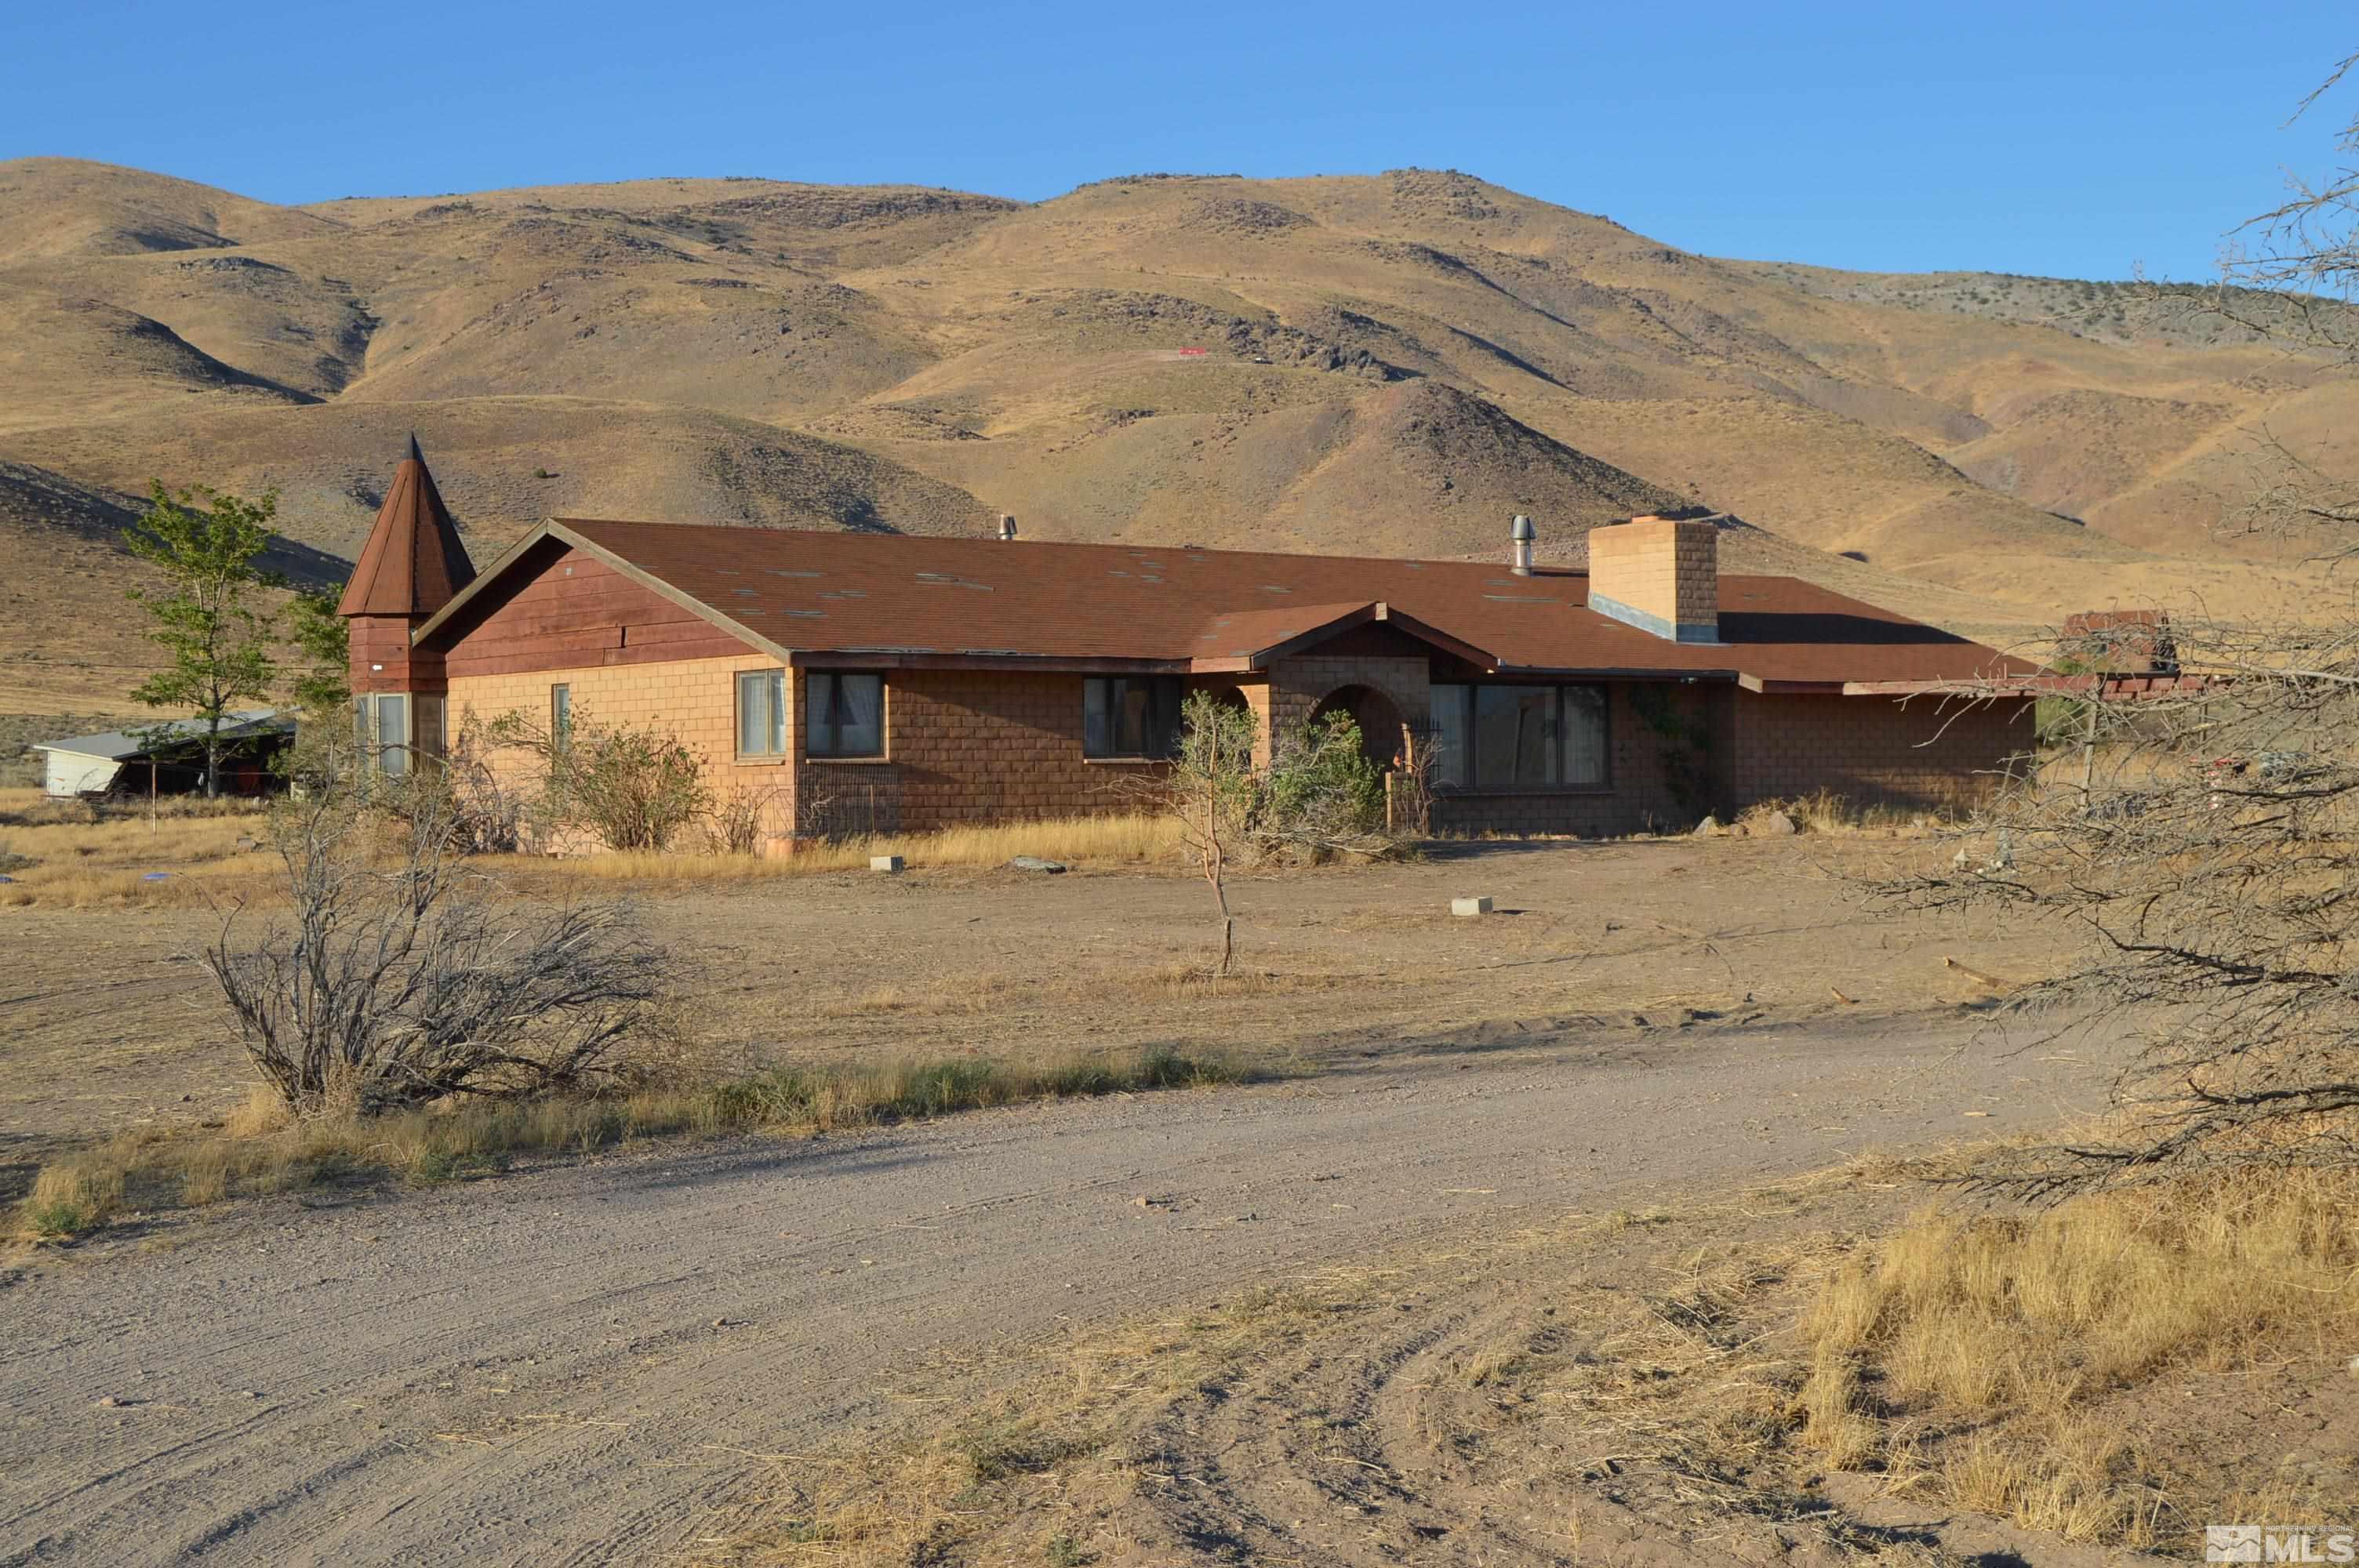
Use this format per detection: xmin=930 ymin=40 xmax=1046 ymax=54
xmin=0 ymin=156 xmax=2345 ymax=709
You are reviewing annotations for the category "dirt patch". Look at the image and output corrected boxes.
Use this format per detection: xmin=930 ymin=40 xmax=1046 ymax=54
xmin=0 ymin=833 xmax=2059 ymax=1189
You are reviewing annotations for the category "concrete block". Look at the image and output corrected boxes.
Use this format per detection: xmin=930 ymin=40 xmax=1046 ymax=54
xmin=870 ymin=855 xmax=905 ymax=873
xmin=1451 ymin=896 xmax=1494 ymax=917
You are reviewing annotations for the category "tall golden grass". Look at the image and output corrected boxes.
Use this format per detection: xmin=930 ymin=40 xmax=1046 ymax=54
xmin=1797 ymin=1171 xmax=2359 ymax=1543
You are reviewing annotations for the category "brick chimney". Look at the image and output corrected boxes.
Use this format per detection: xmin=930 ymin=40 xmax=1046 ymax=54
xmin=1585 ymin=515 xmax=1719 ymax=644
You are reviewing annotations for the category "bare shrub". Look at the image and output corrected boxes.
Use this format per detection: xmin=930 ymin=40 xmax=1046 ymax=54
xmin=1889 ymin=619 xmax=2359 ymax=1192
xmin=378 ymin=710 xmax=528 ymax=852
xmin=700 ymin=782 xmax=789 ymax=855
xmin=205 ymin=787 xmax=673 ymax=1116
xmin=1887 ymin=56 xmax=2359 ymax=1195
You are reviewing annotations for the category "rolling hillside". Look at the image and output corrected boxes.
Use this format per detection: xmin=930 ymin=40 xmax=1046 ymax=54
xmin=1 ymin=155 xmax=2346 ymax=710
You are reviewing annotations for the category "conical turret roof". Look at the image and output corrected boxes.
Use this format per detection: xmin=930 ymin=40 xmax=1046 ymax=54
xmin=337 ymin=436 xmax=478 ymax=618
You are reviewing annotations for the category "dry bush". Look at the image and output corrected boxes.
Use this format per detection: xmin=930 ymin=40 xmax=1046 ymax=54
xmin=1890 ymin=616 xmax=2359 ymax=1191
xmin=206 ymin=788 xmax=674 ymax=1116
xmin=489 ymin=706 xmax=711 ymax=852
xmin=700 ymin=783 xmax=789 ymax=855
xmin=1893 ymin=56 xmax=2359 ymax=1192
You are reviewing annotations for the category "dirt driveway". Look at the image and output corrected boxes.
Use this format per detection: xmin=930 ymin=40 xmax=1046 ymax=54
xmin=0 ymin=1005 xmax=2113 ymax=1567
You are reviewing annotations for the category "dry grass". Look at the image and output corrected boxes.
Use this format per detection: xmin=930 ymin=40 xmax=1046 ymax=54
xmin=706 ymin=1159 xmax=2359 ymax=1564
xmin=11 ymin=1046 xmax=1256 ymax=1240
xmin=540 ymin=814 xmax=1184 ymax=884
xmin=0 ymin=786 xmax=277 ymax=907
xmin=1733 ymin=788 xmax=1939 ymax=836
xmin=1791 ymin=1170 xmax=2359 ymax=1544
xmin=0 ymin=805 xmax=1189 ymax=907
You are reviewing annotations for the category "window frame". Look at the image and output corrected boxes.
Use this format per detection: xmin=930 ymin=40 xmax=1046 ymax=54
xmin=736 ymin=668 xmax=787 ymax=762
xmin=351 ymin=691 xmax=414 ymax=778
xmin=551 ymin=683 xmax=572 ymax=754
xmin=1082 ymin=674 xmax=1183 ymax=760
xmin=1427 ymin=681 xmax=1612 ymax=793
xmin=805 ymin=670 xmax=886 ymax=761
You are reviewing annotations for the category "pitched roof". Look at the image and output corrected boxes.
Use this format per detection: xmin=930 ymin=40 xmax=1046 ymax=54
xmin=417 ymin=519 xmax=2037 ymax=690
xmin=336 ymin=437 xmax=478 ymax=618
xmin=35 ymin=710 xmax=291 ymax=761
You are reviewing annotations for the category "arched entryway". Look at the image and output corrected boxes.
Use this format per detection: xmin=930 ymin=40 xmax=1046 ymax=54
xmin=1309 ymin=684 xmax=1410 ymax=771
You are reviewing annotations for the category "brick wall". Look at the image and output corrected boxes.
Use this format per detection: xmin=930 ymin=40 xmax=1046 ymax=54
xmin=1725 ymin=691 xmax=2034 ymax=811
xmin=447 ymin=652 xmax=795 ymax=845
xmin=805 ymin=668 xmax=1168 ymax=833
xmin=1267 ymin=650 xmax=1431 ymax=765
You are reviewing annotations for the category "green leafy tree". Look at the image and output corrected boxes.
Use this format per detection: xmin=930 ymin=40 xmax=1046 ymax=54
xmin=272 ymin=584 xmax=354 ymax=792
xmin=125 ymin=483 xmax=284 ymax=797
xmin=283 ymin=586 xmax=350 ymax=715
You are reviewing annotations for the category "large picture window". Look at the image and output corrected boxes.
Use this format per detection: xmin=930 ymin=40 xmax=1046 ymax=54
xmin=1428 ymin=684 xmax=1608 ymax=790
xmin=1083 ymin=676 xmax=1182 ymax=759
xmin=806 ymin=671 xmax=885 ymax=759
xmin=736 ymin=669 xmax=786 ymax=759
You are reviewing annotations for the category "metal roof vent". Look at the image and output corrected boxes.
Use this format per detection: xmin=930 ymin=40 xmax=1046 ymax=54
xmin=1510 ymin=514 xmax=1536 ymax=577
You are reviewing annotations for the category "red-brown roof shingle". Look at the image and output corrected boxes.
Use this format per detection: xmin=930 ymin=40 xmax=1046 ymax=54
xmin=421 ymin=518 xmax=2035 ymax=688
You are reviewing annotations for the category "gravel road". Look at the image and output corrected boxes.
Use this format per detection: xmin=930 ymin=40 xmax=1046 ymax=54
xmin=0 ymin=1011 xmax=2106 ymax=1566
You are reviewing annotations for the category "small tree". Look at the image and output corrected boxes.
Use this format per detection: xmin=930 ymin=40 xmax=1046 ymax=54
xmin=283 ymin=585 xmax=350 ymax=715
xmin=1165 ymin=691 xmax=1259 ymax=974
xmin=125 ymin=483 xmax=285 ymax=797
xmin=1144 ymin=695 xmax=1411 ymax=975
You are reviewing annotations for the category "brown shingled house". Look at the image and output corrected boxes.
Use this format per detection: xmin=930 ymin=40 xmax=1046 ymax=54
xmin=342 ymin=444 xmax=2038 ymax=842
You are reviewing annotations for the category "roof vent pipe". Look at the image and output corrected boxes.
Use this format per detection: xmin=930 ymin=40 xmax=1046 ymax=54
xmin=1510 ymin=514 xmax=1536 ymax=576
xmin=998 ymin=514 xmax=1019 ymax=542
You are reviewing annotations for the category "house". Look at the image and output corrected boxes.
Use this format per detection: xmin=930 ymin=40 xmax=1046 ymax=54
xmin=2061 ymin=609 xmax=2177 ymax=676
xmin=340 ymin=442 xmax=2040 ymax=843
xmin=35 ymin=710 xmax=295 ymax=799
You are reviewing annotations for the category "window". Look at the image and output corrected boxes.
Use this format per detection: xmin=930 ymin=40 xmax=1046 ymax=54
xmin=1083 ymin=676 xmax=1181 ymax=759
xmin=350 ymin=691 xmax=442 ymax=778
xmin=737 ymin=670 xmax=786 ymax=758
xmin=373 ymin=693 xmax=410 ymax=778
xmin=1428 ymin=684 xmax=1608 ymax=790
xmin=551 ymin=684 xmax=572 ymax=753
xmin=413 ymin=693 xmax=446 ymax=764
xmin=806 ymin=671 xmax=884 ymax=759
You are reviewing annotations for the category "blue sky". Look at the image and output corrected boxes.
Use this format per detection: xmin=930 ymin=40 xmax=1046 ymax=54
xmin=5 ymin=2 xmax=2347 ymax=281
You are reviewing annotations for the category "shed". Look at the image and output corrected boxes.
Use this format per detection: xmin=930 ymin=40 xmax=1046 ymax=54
xmin=33 ymin=710 xmax=296 ymax=798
